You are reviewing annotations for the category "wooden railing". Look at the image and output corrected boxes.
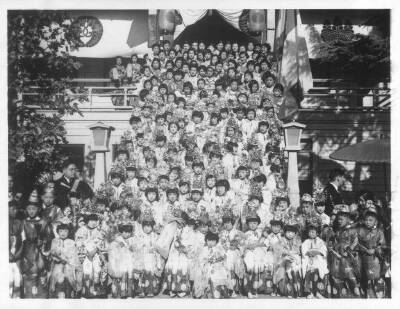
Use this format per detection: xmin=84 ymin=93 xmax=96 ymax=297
xmin=302 ymin=79 xmax=390 ymax=110
xmin=22 ymin=78 xmax=390 ymax=111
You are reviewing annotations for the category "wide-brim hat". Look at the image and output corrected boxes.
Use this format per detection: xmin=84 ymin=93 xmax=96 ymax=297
xmin=25 ymin=201 xmax=40 ymax=209
xmin=191 ymin=188 xmax=204 ymax=194
xmin=336 ymin=204 xmax=351 ymax=217
xmin=118 ymin=224 xmax=134 ymax=233
xmin=222 ymin=209 xmax=235 ymax=223
xmin=284 ymin=224 xmax=298 ymax=233
xmin=246 ymin=213 xmax=261 ymax=225
xmin=301 ymin=193 xmax=314 ymax=204
xmin=270 ymin=219 xmax=284 ymax=227
xmin=364 ymin=207 xmax=379 ymax=219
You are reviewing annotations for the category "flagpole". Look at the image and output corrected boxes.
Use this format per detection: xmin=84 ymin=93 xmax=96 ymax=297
xmin=295 ymin=10 xmax=301 ymax=94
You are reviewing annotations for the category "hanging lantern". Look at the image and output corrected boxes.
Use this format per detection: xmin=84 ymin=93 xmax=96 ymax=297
xmin=158 ymin=10 xmax=176 ymax=34
xmin=248 ymin=9 xmax=266 ymax=32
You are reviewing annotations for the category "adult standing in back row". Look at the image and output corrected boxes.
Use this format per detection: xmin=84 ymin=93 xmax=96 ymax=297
xmin=54 ymin=161 xmax=93 ymax=210
xmin=323 ymin=168 xmax=345 ymax=216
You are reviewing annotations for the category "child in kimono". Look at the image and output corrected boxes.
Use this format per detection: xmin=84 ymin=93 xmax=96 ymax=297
xmin=301 ymin=224 xmax=329 ymax=298
xmin=193 ymin=231 xmax=230 ymax=298
xmin=314 ymin=201 xmax=330 ymax=228
xmin=298 ymin=194 xmax=320 ymax=240
xmin=242 ymin=213 xmax=267 ymax=298
xmin=328 ymin=206 xmax=361 ymax=298
xmin=213 ymin=179 xmax=236 ymax=223
xmin=248 ymin=194 xmax=273 ymax=232
xmin=263 ymin=218 xmax=284 ymax=295
xmin=255 ymin=121 xmax=270 ymax=152
xmin=203 ymin=174 xmax=217 ymax=206
xmin=20 ymin=199 xmax=52 ymax=298
xmin=181 ymin=217 xmax=206 ymax=293
xmin=9 ymin=201 xmax=23 ymax=298
xmin=141 ymin=187 xmax=166 ymax=233
xmin=219 ymin=210 xmax=245 ymax=297
xmin=107 ymin=224 xmax=135 ymax=298
xmin=185 ymin=188 xmax=208 ymax=219
xmin=40 ymin=187 xmax=64 ymax=238
xmin=109 ymin=169 xmax=126 ymax=202
xmin=165 ymin=188 xmax=183 ymax=217
xmin=358 ymin=209 xmax=386 ymax=298
xmin=222 ymin=142 xmax=241 ymax=179
xmin=75 ymin=214 xmax=107 ymax=298
xmin=275 ymin=222 xmax=303 ymax=298
xmin=163 ymin=214 xmax=192 ymax=298
xmin=133 ymin=212 xmax=163 ymax=297
xmin=178 ymin=181 xmax=191 ymax=206
xmin=230 ymin=166 xmax=250 ymax=221
xmin=49 ymin=224 xmax=82 ymax=298
xmin=191 ymin=161 xmax=206 ymax=191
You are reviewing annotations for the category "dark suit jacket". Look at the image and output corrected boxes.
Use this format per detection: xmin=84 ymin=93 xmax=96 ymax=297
xmin=54 ymin=176 xmax=93 ymax=209
xmin=323 ymin=183 xmax=343 ymax=216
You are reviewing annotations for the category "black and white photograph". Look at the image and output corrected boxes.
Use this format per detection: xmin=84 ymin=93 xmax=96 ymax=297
xmin=2 ymin=0 xmax=398 ymax=305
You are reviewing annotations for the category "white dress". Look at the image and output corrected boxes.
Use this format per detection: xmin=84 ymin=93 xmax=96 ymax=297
xmin=301 ymin=237 xmax=329 ymax=279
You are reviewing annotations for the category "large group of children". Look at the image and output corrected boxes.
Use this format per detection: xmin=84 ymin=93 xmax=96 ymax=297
xmin=8 ymin=40 xmax=390 ymax=299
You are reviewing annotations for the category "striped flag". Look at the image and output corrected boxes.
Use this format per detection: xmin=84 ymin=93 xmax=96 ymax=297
xmin=274 ymin=10 xmax=313 ymax=120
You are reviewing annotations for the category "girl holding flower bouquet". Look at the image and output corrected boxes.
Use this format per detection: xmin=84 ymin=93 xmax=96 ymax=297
xmin=193 ymin=231 xmax=230 ymax=298
xmin=219 ymin=210 xmax=245 ymax=297
xmin=132 ymin=211 xmax=163 ymax=297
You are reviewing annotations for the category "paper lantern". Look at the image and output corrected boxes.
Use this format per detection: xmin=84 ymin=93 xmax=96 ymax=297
xmin=248 ymin=10 xmax=266 ymax=32
xmin=88 ymin=121 xmax=114 ymax=152
xmin=282 ymin=121 xmax=306 ymax=151
xmin=158 ymin=10 xmax=176 ymax=33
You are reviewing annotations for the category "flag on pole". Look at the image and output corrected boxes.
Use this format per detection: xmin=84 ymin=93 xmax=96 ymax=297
xmin=274 ymin=10 xmax=313 ymax=120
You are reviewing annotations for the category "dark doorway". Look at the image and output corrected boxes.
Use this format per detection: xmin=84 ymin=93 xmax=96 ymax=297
xmin=175 ymin=10 xmax=258 ymax=45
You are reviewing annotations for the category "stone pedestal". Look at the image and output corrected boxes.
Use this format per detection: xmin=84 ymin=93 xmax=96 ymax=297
xmin=287 ymin=150 xmax=300 ymax=208
xmin=94 ymin=152 xmax=106 ymax=190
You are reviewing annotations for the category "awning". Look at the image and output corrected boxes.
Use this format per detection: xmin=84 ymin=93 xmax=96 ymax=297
xmin=329 ymin=138 xmax=390 ymax=163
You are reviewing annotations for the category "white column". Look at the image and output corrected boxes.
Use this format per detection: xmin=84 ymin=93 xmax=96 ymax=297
xmin=94 ymin=152 xmax=106 ymax=190
xmin=287 ymin=150 xmax=300 ymax=208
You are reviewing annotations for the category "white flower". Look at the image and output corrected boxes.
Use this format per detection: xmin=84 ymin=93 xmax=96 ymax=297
xmin=50 ymin=22 xmax=60 ymax=31
xmin=62 ymin=19 xmax=72 ymax=26
xmin=39 ymin=39 xmax=48 ymax=50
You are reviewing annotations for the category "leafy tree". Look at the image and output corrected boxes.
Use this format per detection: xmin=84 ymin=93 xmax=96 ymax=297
xmin=314 ymin=33 xmax=389 ymax=87
xmin=8 ymin=10 xmax=83 ymax=192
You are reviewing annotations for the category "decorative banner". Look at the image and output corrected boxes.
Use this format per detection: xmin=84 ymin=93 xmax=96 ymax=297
xmin=69 ymin=10 xmax=150 ymax=58
xmin=72 ymin=16 xmax=103 ymax=47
